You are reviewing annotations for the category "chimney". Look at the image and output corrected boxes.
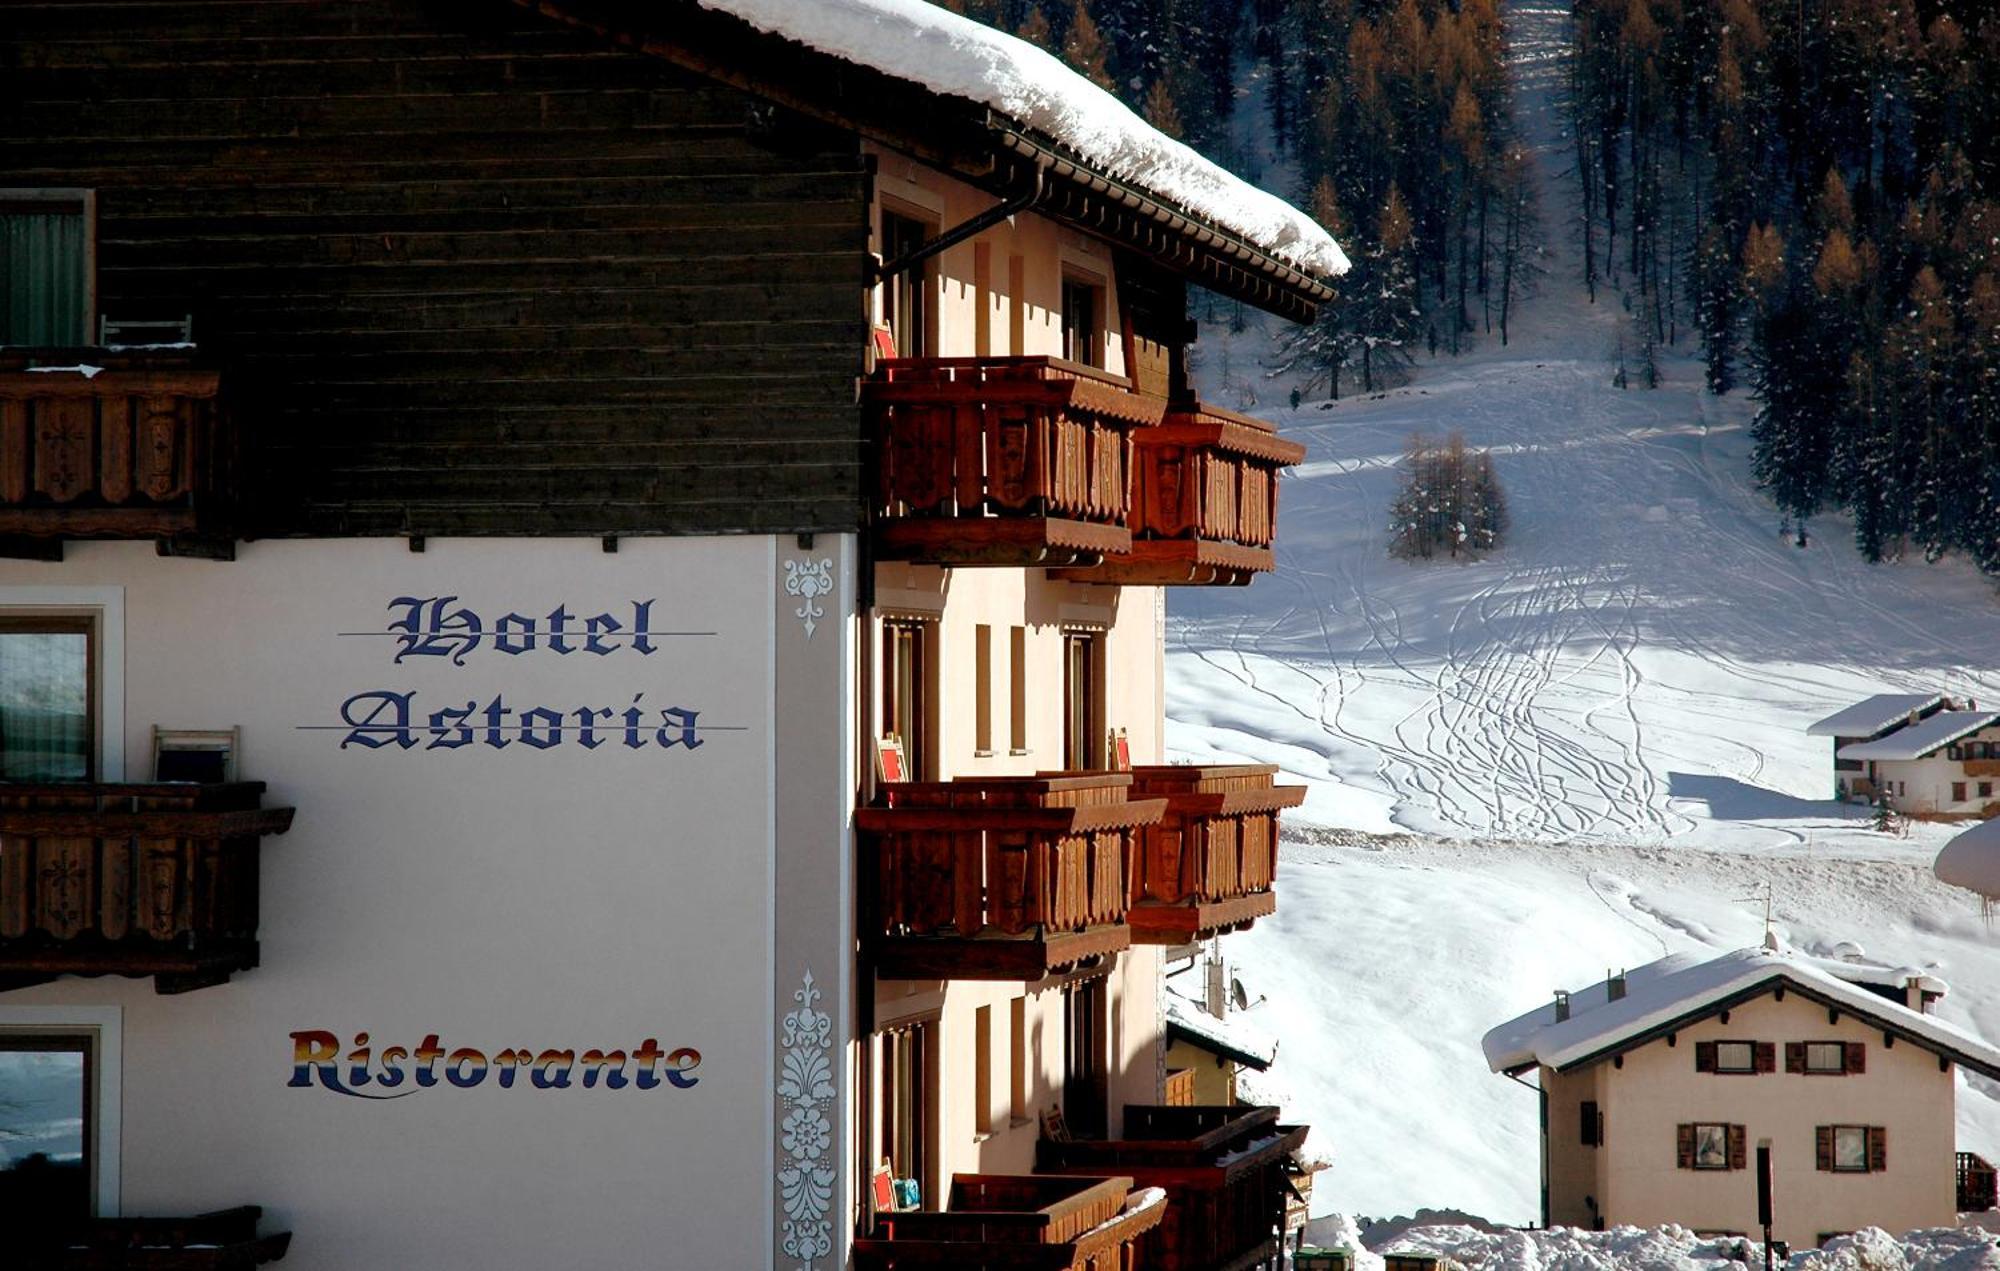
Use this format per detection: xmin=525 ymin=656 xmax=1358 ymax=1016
xmin=1608 ymin=971 xmax=1627 ymax=1002
xmin=1205 ymin=953 xmax=1227 ymax=1021
xmin=1554 ymin=990 xmax=1571 ymax=1023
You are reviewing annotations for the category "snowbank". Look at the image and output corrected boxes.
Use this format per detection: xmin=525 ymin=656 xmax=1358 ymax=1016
xmin=1379 ymin=1223 xmax=2000 ymax=1271
xmin=691 ymin=0 xmax=1349 ymax=277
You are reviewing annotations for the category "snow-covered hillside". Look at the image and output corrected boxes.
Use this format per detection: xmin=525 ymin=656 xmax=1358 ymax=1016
xmin=1166 ymin=0 xmax=2000 ymax=1227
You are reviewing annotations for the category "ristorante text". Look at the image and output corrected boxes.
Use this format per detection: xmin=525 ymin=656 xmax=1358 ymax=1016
xmin=289 ymin=1031 xmax=701 ymax=1099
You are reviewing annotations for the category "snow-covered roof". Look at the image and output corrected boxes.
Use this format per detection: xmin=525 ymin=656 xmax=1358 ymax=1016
xmin=1164 ymin=993 xmax=1276 ymax=1070
xmin=1836 ymin=710 xmax=2000 ymax=760
xmin=1806 ymin=692 xmax=1948 ymax=737
xmin=1481 ymin=945 xmax=2000 ymax=1078
xmin=1936 ymin=817 xmax=2000 ymax=900
xmin=690 ymin=0 xmax=1349 ymax=279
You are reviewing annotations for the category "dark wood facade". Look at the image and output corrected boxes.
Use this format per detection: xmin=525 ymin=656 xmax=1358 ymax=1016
xmin=1 ymin=0 xmax=872 ymax=539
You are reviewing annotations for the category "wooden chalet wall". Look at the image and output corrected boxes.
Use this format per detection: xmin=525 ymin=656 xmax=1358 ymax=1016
xmin=0 ymin=0 xmax=872 ymax=537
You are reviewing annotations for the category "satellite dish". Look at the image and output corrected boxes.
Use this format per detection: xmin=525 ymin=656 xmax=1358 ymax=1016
xmin=1231 ymin=977 xmax=1249 ymax=1012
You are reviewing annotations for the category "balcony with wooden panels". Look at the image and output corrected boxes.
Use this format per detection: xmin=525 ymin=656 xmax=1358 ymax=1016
xmin=1038 ymin=1105 xmax=1306 ymax=1271
xmin=865 ymin=356 xmax=1166 ymax=567
xmin=855 ymin=1174 xmax=1165 ymax=1271
xmin=1125 ymin=765 xmax=1304 ymax=944
xmin=857 ymin=773 xmax=1165 ymax=980
xmin=0 ymin=350 xmax=236 ymax=557
xmin=1064 ymin=400 xmax=1305 ymax=587
xmin=30 ymin=1206 xmax=291 ymax=1270
xmin=0 ymin=782 xmax=295 ymax=994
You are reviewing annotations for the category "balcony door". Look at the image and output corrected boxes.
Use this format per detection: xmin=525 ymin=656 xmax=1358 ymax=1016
xmin=877 ymin=1020 xmax=934 ymax=1210
xmin=881 ymin=618 xmax=931 ymax=782
xmin=881 ymin=211 xmax=931 ymax=358
xmin=1062 ymin=631 xmax=1101 ymax=771
xmin=0 ymin=1034 xmax=93 ymax=1225
xmin=1063 ymin=977 xmax=1108 ymax=1140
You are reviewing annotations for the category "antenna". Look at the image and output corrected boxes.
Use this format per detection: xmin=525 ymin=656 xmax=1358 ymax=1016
xmin=1735 ymin=882 xmax=1776 ymax=947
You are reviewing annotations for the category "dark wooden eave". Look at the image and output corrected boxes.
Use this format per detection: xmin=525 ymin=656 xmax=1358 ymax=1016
xmin=1520 ymin=971 xmax=2000 ymax=1082
xmin=507 ymin=0 xmax=1335 ymax=321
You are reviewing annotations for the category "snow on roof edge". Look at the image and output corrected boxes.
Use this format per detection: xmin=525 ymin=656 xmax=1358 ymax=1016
xmin=1164 ymin=994 xmax=1276 ymax=1069
xmin=1482 ymin=946 xmax=2000 ymax=1078
xmin=1805 ymin=692 xmax=1947 ymax=736
xmin=687 ymin=0 xmax=1350 ymax=280
xmin=1837 ymin=710 xmax=2000 ymax=760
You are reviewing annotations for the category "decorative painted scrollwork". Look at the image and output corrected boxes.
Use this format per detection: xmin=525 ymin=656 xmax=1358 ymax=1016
xmin=783 ymin=557 xmax=835 ymax=639
xmin=777 ymin=968 xmax=836 ymax=1266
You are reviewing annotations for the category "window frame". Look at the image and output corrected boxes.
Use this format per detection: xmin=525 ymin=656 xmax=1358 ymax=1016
xmin=1829 ymin=1124 xmax=1871 ymax=1174
xmin=880 ymin=616 xmax=934 ymax=783
xmin=0 ymin=613 xmax=99 ymax=783
xmin=879 ymin=207 xmax=935 ymax=359
xmin=1060 ymin=273 xmax=1104 ymax=368
xmin=1711 ymin=1040 xmax=1757 ymax=1074
xmin=0 ymin=189 xmax=97 ymax=349
xmin=0 ymin=1006 xmax=121 ymax=1218
xmin=1803 ymin=1041 xmax=1848 ymax=1075
xmin=1690 ymin=1122 xmax=1733 ymax=1171
xmin=1061 ymin=629 xmax=1104 ymax=771
xmin=0 ymin=590 xmax=124 ymax=782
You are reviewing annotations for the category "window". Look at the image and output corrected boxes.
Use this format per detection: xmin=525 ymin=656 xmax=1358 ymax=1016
xmin=2 ymin=191 xmax=93 ymax=347
xmin=154 ymin=726 xmax=237 ymax=784
xmin=1061 ymin=276 xmax=1101 ymax=366
xmin=878 ymin=1021 xmax=933 ymax=1208
xmin=0 ymin=617 xmax=95 ymax=781
xmin=1790 ymin=1041 xmax=1862 ymax=1075
xmin=1678 ymin=1122 xmax=1743 ymax=1171
xmin=1981 ymin=782 xmax=1994 ymax=799
xmin=1009 ymin=997 xmax=1028 ymax=1124
xmin=1818 ymin=1125 xmax=1884 ymax=1174
xmin=1580 ymin=1100 xmax=1603 ymax=1147
xmin=1062 ymin=631 xmax=1101 ymax=771
xmin=880 ymin=211 xmax=931 ymax=358
xmin=1063 ymin=978 xmax=1108 ymax=1139
xmin=974 ymin=1005 xmax=994 ymax=1136
xmin=1008 ymin=626 xmax=1028 ymax=754
xmin=882 ymin=618 xmax=931 ymax=782
xmin=0 ymin=1035 xmax=92 ymax=1226
xmin=1695 ymin=1039 xmax=1771 ymax=1074
xmin=974 ymin=625 xmax=993 ymax=756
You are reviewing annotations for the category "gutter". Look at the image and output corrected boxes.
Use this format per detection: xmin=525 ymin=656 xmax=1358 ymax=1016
xmin=871 ymin=162 xmax=1048 ymax=282
xmin=1505 ymin=1068 xmax=1550 ymax=1229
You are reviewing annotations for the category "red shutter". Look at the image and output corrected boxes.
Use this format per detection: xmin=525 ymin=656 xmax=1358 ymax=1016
xmin=1677 ymin=1123 xmax=1695 ymax=1169
xmin=1869 ymin=1126 xmax=1887 ymax=1172
xmin=1785 ymin=1043 xmax=1806 ymax=1074
xmin=1816 ymin=1126 xmax=1834 ymax=1171
xmin=1754 ymin=1042 xmax=1776 ymax=1073
xmin=1695 ymin=1041 xmax=1717 ymax=1073
xmin=1727 ymin=1124 xmax=1747 ymax=1171
xmin=1581 ymin=1101 xmax=1601 ymax=1147
xmin=1845 ymin=1042 xmax=1866 ymax=1074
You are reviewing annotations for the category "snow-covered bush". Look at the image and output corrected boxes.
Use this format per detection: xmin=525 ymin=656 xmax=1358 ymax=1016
xmin=1389 ymin=431 xmax=1509 ymax=561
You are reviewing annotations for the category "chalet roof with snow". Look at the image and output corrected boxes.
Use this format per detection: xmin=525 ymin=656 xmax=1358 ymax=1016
xmin=527 ymin=0 xmax=1344 ymax=318
xmin=1482 ymin=945 xmax=2000 ymax=1080
xmin=1805 ymin=693 xmax=1949 ymax=737
xmin=1836 ymin=710 xmax=2000 ymax=761
xmin=1164 ymin=993 xmax=1277 ymax=1071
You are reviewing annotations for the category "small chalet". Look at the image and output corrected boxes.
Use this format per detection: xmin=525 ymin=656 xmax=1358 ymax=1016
xmin=1484 ymin=943 xmax=2000 ymax=1246
xmin=1807 ymin=692 xmax=1953 ymax=801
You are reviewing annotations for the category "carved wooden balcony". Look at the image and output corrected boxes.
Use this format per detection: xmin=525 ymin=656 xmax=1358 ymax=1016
xmin=866 ymin=356 xmax=1165 ymax=567
xmin=1124 ymin=765 xmax=1304 ymax=943
xmin=30 ymin=1206 xmax=291 ymax=1270
xmin=0 ymin=782 xmax=295 ymax=994
xmin=855 ymin=1174 xmax=1165 ymax=1271
xmin=1064 ymin=400 xmax=1305 ymax=586
xmin=858 ymin=773 xmax=1164 ymax=980
xmin=1038 ymin=1106 xmax=1306 ymax=1271
xmin=0 ymin=350 xmax=236 ymax=557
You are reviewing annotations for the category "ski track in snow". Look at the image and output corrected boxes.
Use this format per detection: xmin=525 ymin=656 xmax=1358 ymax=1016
xmin=1165 ymin=0 xmax=2000 ymax=1227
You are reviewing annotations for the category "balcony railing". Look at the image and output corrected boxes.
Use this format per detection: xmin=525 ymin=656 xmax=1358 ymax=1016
xmin=1164 ymin=1067 xmax=1197 ymax=1107
xmin=1961 ymin=1151 xmax=1998 ymax=1212
xmin=857 ymin=773 xmax=1164 ymax=980
xmin=1125 ymin=765 xmax=1304 ymax=943
xmin=29 ymin=1206 xmax=291 ymax=1270
xmin=865 ymin=356 xmax=1165 ymax=566
xmin=1070 ymin=400 xmax=1305 ymax=587
xmin=0 ymin=350 xmax=236 ymax=555
xmin=1038 ymin=1105 xmax=1307 ymax=1271
xmin=855 ymin=1174 xmax=1164 ymax=1271
xmin=0 ymin=782 xmax=295 ymax=994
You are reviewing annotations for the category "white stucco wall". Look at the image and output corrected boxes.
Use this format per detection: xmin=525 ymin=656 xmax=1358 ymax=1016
xmin=0 ymin=537 xmax=800 ymax=1268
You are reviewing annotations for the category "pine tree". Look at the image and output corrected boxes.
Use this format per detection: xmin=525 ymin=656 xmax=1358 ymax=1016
xmin=1016 ymin=6 xmax=1053 ymax=50
xmin=1141 ymin=79 xmax=1183 ymax=139
xmin=1062 ymin=0 xmax=1115 ymax=90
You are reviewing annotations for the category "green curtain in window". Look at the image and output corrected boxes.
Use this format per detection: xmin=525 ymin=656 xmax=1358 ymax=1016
xmin=0 ymin=630 xmax=91 ymax=781
xmin=0 ymin=206 xmax=88 ymax=347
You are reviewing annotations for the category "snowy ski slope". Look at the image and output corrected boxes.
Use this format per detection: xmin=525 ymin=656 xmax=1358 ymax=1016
xmin=1166 ymin=0 xmax=2000 ymax=1225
